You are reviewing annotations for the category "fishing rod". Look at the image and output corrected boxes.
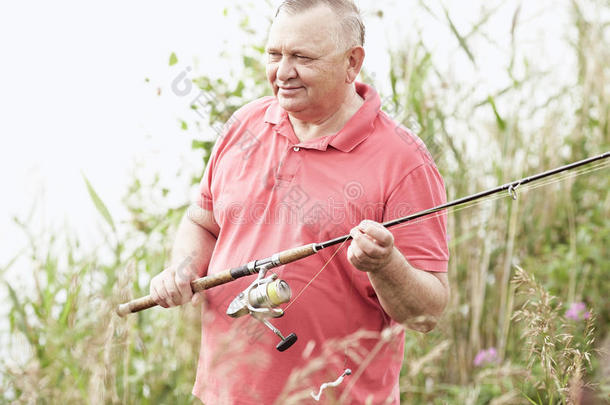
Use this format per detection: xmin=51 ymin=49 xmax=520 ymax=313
xmin=116 ymin=151 xmax=609 ymax=350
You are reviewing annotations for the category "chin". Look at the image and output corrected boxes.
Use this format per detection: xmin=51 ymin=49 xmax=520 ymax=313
xmin=277 ymin=97 xmax=306 ymax=114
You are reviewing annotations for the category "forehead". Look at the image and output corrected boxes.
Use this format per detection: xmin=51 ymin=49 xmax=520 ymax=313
xmin=267 ymin=6 xmax=340 ymax=53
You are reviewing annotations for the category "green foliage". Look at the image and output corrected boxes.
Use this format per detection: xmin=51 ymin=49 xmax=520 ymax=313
xmin=169 ymin=52 xmax=178 ymax=66
xmin=82 ymin=173 xmax=116 ymax=233
xmin=2 ymin=176 xmax=200 ymax=404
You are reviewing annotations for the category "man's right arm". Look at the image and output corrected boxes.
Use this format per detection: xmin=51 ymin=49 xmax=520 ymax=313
xmin=150 ymin=204 xmax=219 ymax=308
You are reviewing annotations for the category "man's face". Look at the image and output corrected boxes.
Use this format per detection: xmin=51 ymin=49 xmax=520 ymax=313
xmin=265 ymin=6 xmax=351 ymax=121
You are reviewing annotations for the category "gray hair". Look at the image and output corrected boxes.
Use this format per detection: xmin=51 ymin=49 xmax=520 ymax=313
xmin=275 ymin=0 xmax=365 ymax=48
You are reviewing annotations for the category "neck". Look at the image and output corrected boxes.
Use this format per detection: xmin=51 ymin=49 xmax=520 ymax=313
xmin=289 ymin=86 xmax=365 ymax=142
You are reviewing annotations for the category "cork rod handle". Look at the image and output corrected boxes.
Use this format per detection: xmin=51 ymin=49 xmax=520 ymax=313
xmin=116 ymin=244 xmax=318 ymax=317
xmin=116 ymin=270 xmax=237 ymax=317
xmin=277 ymin=243 xmax=317 ymax=264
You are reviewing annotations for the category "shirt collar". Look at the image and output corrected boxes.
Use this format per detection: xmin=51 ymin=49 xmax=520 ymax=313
xmin=264 ymin=82 xmax=381 ymax=152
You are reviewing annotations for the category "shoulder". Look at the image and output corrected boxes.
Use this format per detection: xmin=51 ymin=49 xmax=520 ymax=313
xmin=369 ymin=110 xmax=438 ymax=174
xmin=229 ymin=96 xmax=276 ymax=128
xmin=214 ymin=96 xmax=276 ymax=146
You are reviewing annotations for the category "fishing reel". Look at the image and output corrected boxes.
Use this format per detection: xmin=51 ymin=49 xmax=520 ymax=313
xmin=226 ymin=263 xmax=298 ymax=352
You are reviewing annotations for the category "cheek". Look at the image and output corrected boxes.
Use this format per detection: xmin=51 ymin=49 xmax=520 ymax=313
xmin=293 ymin=67 xmax=317 ymax=88
xmin=266 ymin=64 xmax=277 ymax=82
xmin=306 ymin=66 xmax=340 ymax=88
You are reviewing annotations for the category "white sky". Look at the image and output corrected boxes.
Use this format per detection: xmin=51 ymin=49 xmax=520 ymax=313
xmin=0 ymin=1 xmax=239 ymax=265
xmin=0 ymin=0 xmax=583 ymax=290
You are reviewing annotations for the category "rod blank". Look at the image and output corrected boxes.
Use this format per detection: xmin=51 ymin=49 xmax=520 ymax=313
xmin=116 ymin=153 xmax=609 ymax=316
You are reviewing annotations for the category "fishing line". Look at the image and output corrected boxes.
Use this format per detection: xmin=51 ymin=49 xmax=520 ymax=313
xmin=117 ymin=153 xmax=609 ymax=319
xmin=284 ymin=240 xmax=349 ymax=311
xmin=288 ymin=159 xmax=609 ymax=304
xmin=387 ymin=160 xmax=609 ymax=233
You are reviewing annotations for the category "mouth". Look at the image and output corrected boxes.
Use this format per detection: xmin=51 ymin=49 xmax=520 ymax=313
xmin=277 ymin=85 xmax=303 ymax=95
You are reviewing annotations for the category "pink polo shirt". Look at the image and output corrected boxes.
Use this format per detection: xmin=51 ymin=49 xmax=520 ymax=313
xmin=193 ymin=82 xmax=448 ymax=404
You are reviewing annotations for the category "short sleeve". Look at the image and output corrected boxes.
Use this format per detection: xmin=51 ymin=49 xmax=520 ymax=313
xmin=197 ymin=153 xmax=216 ymax=211
xmin=196 ymin=114 xmax=240 ymax=211
xmin=383 ymin=162 xmax=449 ymax=272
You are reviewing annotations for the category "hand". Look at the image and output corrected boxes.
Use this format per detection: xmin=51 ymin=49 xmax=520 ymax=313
xmin=150 ymin=256 xmax=204 ymax=308
xmin=347 ymin=220 xmax=396 ymax=273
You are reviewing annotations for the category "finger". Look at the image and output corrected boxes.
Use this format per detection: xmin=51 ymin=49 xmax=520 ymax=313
xmin=349 ymin=226 xmax=363 ymax=240
xmin=174 ymin=268 xmax=194 ymax=303
xmin=347 ymin=244 xmax=359 ymax=267
xmin=351 ymin=227 xmax=385 ymax=258
xmin=161 ymin=276 xmax=181 ymax=307
xmin=357 ymin=219 xmax=388 ymax=239
xmin=358 ymin=220 xmax=394 ymax=247
xmin=191 ymin=292 xmax=203 ymax=306
xmin=349 ymin=240 xmax=367 ymax=263
xmin=348 ymin=243 xmax=376 ymax=272
xmin=151 ymin=282 xmax=169 ymax=308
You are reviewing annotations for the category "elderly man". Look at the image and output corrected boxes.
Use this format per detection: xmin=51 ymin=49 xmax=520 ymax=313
xmin=150 ymin=0 xmax=449 ymax=403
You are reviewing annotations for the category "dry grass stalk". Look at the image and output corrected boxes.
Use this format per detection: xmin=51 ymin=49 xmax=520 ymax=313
xmin=274 ymin=325 xmax=404 ymax=405
xmin=489 ymin=390 xmax=524 ymax=405
xmin=406 ymin=340 xmax=451 ymax=379
xmin=512 ymin=265 xmax=595 ymax=403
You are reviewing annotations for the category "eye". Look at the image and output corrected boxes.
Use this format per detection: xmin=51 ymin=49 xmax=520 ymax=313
xmin=267 ymin=52 xmax=281 ymax=61
xmin=295 ymin=55 xmax=311 ymax=60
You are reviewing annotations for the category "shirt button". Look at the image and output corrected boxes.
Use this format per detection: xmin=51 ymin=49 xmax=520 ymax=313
xmin=293 ymin=146 xmax=300 ymax=152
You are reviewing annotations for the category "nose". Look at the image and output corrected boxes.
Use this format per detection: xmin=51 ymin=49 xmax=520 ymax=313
xmin=276 ymin=56 xmax=297 ymax=82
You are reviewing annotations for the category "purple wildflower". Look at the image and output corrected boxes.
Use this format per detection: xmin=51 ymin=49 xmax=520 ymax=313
xmin=473 ymin=347 xmax=498 ymax=367
xmin=565 ymin=302 xmax=591 ymax=321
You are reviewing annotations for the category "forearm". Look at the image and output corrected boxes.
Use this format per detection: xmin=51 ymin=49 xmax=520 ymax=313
xmin=169 ymin=211 xmax=217 ymax=278
xmin=368 ymin=247 xmax=449 ymax=331
xmin=150 ymin=206 xmax=218 ymax=308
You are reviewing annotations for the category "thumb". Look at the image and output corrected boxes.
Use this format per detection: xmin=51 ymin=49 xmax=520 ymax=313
xmin=191 ymin=292 xmax=204 ymax=306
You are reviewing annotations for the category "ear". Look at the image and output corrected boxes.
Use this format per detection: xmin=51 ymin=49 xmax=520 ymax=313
xmin=345 ymin=46 xmax=365 ymax=84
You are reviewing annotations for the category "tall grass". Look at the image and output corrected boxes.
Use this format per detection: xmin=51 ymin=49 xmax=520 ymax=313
xmin=2 ymin=1 xmax=608 ymax=404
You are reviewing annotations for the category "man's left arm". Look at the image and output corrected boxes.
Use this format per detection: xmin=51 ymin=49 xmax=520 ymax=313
xmin=348 ymin=220 xmax=450 ymax=332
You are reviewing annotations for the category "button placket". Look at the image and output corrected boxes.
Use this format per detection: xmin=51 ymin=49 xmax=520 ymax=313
xmin=274 ymin=144 xmax=303 ymax=187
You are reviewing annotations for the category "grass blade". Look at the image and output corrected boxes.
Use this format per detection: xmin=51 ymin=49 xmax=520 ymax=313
xmin=82 ymin=173 xmax=116 ymax=232
xmin=442 ymin=5 xmax=476 ymax=66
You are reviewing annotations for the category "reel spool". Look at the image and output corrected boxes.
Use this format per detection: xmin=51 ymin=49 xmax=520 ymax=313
xmin=226 ymin=265 xmax=298 ymax=351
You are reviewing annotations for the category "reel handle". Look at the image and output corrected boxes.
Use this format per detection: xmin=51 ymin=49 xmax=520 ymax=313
xmin=276 ymin=333 xmax=298 ymax=352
